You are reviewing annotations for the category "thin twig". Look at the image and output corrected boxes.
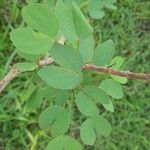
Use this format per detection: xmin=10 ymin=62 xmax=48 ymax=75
xmin=0 ymin=36 xmax=149 ymax=94
xmin=83 ymin=64 xmax=150 ymax=80
xmin=0 ymin=58 xmax=149 ymax=94
xmin=0 ymin=68 xmax=20 ymax=94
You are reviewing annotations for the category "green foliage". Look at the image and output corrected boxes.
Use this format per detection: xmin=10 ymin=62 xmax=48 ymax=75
xmin=78 ymin=36 xmax=95 ymax=63
xmin=39 ymin=105 xmax=71 ymax=137
xmin=92 ymin=39 xmax=115 ymax=66
xmin=110 ymin=56 xmax=128 ymax=84
xmin=100 ymin=79 xmax=123 ymax=99
xmin=46 ymin=135 xmax=82 ymax=150
xmin=80 ymin=119 xmax=96 ymax=145
xmin=88 ymin=0 xmax=117 ymax=19
xmin=1 ymin=0 xmax=149 ymax=149
xmin=72 ymin=2 xmax=93 ymax=39
xmin=10 ymin=27 xmax=54 ymax=55
xmin=75 ymin=91 xmax=99 ymax=117
xmin=22 ymin=4 xmax=59 ymax=38
xmin=38 ymin=65 xmax=83 ymax=89
xmin=2 ymin=0 xmax=148 ymax=149
xmin=51 ymin=44 xmax=83 ymax=71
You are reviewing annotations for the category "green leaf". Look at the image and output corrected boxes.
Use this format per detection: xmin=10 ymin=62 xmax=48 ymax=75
xmin=109 ymin=56 xmax=127 ymax=84
xmin=80 ymin=119 xmax=96 ymax=145
xmin=91 ymin=116 xmax=112 ymax=137
xmin=89 ymin=0 xmax=105 ymax=19
xmin=39 ymin=105 xmax=71 ymax=137
xmin=78 ymin=36 xmax=95 ymax=63
xmin=25 ymin=88 xmax=44 ymax=111
xmin=83 ymin=85 xmax=110 ymax=104
xmin=55 ymin=0 xmax=78 ymax=41
xmin=109 ymin=56 xmax=124 ymax=69
xmin=15 ymin=49 xmax=41 ymax=60
xmin=38 ymin=65 xmax=83 ymax=89
xmin=92 ymin=40 xmax=115 ymax=66
xmin=51 ymin=109 xmax=71 ymax=137
xmin=72 ymin=3 xmax=93 ymax=39
xmin=10 ymin=27 xmax=54 ymax=55
xmin=102 ymin=99 xmax=114 ymax=112
xmin=51 ymin=44 xmax=83 ymax=71
xmin=46 ymin=135 xmax=82 ymax=150
xmin=39 ymin=105 xmax=60 ymax=129
xmin=88 ymin=0 xmax=117 ymax=19
xmin=22 ymin=4 xmax=59 ymax=38
xmin=99 ymin=79 xmax=123 ymax=99
xmin=54 ymin=90 xmax=69 ymax=105
xmin=75 ymin=91 xmax=99 ymax=117
xmin=43 ymin=0 xmax=57 ymax=9
xmin=13 ymin=62 xmax=38 ymax=72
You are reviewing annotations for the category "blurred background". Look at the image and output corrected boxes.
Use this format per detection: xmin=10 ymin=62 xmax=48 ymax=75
xmin=0 ymin=0 xmax=150 ymax=149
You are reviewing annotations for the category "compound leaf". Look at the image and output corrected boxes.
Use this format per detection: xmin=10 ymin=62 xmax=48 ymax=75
xmin=75 ymin=91 xmax=99 ymax=117
xmin=92 ymin=40 xmax=115 ymax=66
xmin=80 ymin=119 xmax=96 ymax=145
xmin=51 ymin=44 xmax=83 ymax=71
xmin=39 ymin=105 xmax=71 ymax=137
xmin=99 ymin=79 xmax=123 ymax=99
xmin=38 ymin=65 xmax=83 ymax=90
xmin=22 ymin=4 xmax=59 ymax=38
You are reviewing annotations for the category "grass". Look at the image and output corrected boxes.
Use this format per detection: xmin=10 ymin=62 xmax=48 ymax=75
xmin=0 ymin=0 xmax=150 ymax=149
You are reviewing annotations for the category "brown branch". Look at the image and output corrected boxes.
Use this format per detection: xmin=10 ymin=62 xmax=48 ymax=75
xmin=0 ymin=68 xmax=20 ymax=93
xmin=0 ymin=36 xmax=149 ymax=94
xmin=84 ymin=64 xmax=150 ymax=80
xmin=0 ymin=58 xmax=149 ymax=94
